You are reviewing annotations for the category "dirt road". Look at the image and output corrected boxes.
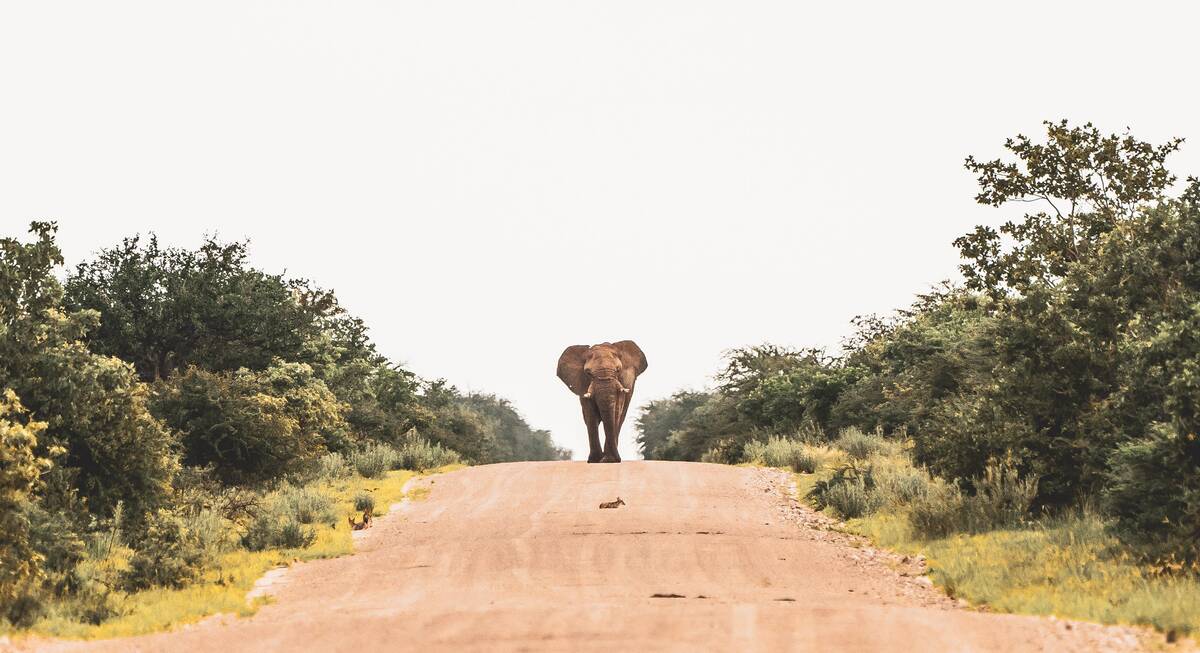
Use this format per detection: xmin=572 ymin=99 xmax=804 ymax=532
xmin=23 ymin=461 xmax=1149 ymax=652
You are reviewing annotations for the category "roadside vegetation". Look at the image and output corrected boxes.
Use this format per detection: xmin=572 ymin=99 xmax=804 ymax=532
xmin=740 ymin=429 xmax=1200 ymax=636
xmin=0 ymin=227 xmax=565 ymax=636
xmin=639 ymin=121 xmax=1200 ymax=634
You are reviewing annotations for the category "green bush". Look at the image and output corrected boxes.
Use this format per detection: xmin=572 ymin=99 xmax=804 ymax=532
xmin=700 ymin=444 xmax=739 ymax=465
xmin=823 ymin=479 xmax=881 ymax=519
xmin=834 ymin=428 xmax=888 ymax=460
xmin=273 ymin=484 xmax=334 ymax=525
xmin=907 ymin=460 xmax=1037 ymax=538
xmin=0 ymin=391 xmax=49 ymax=623
xmin=122 ymin=509 xmax=209 ymax=590
xmin=19 ymin=346 xmax=178 ymax=521
xmin=807 ymin=463 xmax=882 ymax=519
xmin=316 ymin=452 xmax=351 ymax=480
xmin=740 ymin=439 xmax=767 ymax=464
xmin=86 ymin=501 xmax=125 ymax=562
xmin=350 ymin=442 xmax=399 ymax=478
xmin=239 ymin=516 xmax=276 ymax=552
xmin=152 ymin=366 xmax=323 ymax=485
xmin=908 ymin=479 xmax=969 ymax=538
xmin=275 ymin=521 xmax=317 ymax=549
xmin=874 ymin=462 xmax=931 ymax=507
xmin=26 ymin=481 xmax=90 ymax=597
xmin=972 ymin=458 xmax=1038 ymax=528
xmin=240 ymin=514 xmax=317 ymax=552
xmin=353 ymin=492 xmax=375 ymax=514
xmin=790 ymin=448 xmax=820 ymax=474
xmin=238 ymin=483 xmax=330 ymax=551
xmin=1103 ymin=423 xmax=1200 ymax=559
xmin=741 ymin=436 xmax=814 ymax=470
xmin=396 ymin=435 xmax=460 ymax=471
xmin=182 ymin=508 xmax=233 ymax=560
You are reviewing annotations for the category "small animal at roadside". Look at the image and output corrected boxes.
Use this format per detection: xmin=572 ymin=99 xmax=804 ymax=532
xmin=348 ymin=511 xmax=373 ymax=530
xmin=599 ymin=498 xmax=625 ymax=509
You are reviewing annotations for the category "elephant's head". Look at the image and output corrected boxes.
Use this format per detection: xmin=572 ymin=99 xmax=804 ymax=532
xmin=557 ymin=341 xmax=648 ymax=402
xmin=557 ymin=341 xmax=648 ymax=460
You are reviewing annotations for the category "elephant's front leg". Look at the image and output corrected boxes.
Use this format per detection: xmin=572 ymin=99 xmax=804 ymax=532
xmin=601 ymin=417 xmax=622 ymax=463
xmin=580 ymin=397 xmax=603 ymax=463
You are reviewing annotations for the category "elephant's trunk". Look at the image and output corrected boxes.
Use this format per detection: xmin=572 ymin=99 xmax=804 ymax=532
xmin=592 ymin=377 xmax=624 ymax=432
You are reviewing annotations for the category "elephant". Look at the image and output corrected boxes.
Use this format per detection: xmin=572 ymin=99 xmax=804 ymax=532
xmin=556 ymin=341 xmax=648 ymax=463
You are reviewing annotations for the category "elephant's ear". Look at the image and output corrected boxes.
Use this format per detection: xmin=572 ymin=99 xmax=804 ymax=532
xmin=556 ymin=345 xmax=591 ymax=396
xmin=614 ymin=340 xmax=648 ymax=380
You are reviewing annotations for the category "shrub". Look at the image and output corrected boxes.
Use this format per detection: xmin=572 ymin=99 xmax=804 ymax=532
xmin=353 ymin=492 xmax=375 ymax=514
xmin=907 ymin=459 xmax=1037 ymax=538
xmin=740 ymin=436 xmax=814 ymax=470
xmin=0 ymin=391 xmax=49 ymax=622
xmin=807 ymin=463 xmax=882 ymax=519
xmin=87 ymin=501 xmax=124 ymax=561
xmin=822 ymin=479 xmax=881 ymax=519
xmin=170 ymin=468 xmax=262 ymax=529
xmin=1104 ymin=423 xmax=1200 ymax=560
xmin=909 ymin=479 xmax=969 ymax=538
xmin=790 ymin=448 xmax=819 ymax=474
xmin=255 ymin=361 xmax=352 ymax=453
xmin=52 ymin=558 xmax=126 ymax=626
xmin=874 ymin=462 xmax=931 ymax=507
xmin=273 ymin=484 xmax=334 ymax=525
xmin=152 ymin=366 xmax=323 ymax=485
xmin=760 ymin=437 xmax=804 ymax=468
xmin=26 ymin=482 xmax=90 ymax=596
xmin=700 ymin=445 xmax=737 ymax=464
xmin=239 ymin=516 xmax=276 ymax=552
xmin=183 ymin=508 xmax=233 ymax=560
xmin=316 ymin=452 xmax=351 ymax=481
xmin=795 ymin=443 xmax=842 ymax=474
xmin=19 ymin=348 xmax=178 ymax=519
xmin=972 ymin=458 xmax=1038 ymax=529
xmin=350 ymin=442 xmax=399 ymax=478
xmin=395 ymin=436 xmax=460 ymax=471
xmin=123 ymin=509 xmax=208 ymax=590
xmin=740 ymin=440 xmax=767 ymax=464
xmin=835 ymin=428 xmax=888 ymax=460
xmin=275 ymin=521 xmax=317 ymax=549
xmin=240 ymin=514 xmax=317 ymax=552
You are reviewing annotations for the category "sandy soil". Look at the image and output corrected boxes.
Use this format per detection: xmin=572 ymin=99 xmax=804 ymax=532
xmin=13 ymin=461 xmax=1159 ymax=652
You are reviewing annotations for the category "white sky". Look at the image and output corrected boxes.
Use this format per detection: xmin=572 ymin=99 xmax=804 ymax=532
xmin=3 ymin=1 xmax=1198 ymax=460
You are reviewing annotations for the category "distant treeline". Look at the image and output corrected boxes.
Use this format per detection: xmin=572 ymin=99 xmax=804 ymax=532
xmin=637 ymin=120 xmax=1200 ymax=561
xmin=1 ymin=226 xmax=567 ymax=623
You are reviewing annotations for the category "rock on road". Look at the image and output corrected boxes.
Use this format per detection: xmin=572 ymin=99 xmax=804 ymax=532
xmin=21 ymin=461 xmax=1149 ymax=652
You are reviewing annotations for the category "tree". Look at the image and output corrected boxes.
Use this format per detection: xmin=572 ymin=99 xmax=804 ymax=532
xmin=636 ymin=390 xmax=712 ymax=460
xmin=1 ymin=223 xmax=176 ymax=518
xmin=458 ymin=392 xmax=570 ymax=462
xmin=63 ymin=235 xmax=342 ymax=381
xmin=956 ymin=120 xmax=1182 ymax=295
